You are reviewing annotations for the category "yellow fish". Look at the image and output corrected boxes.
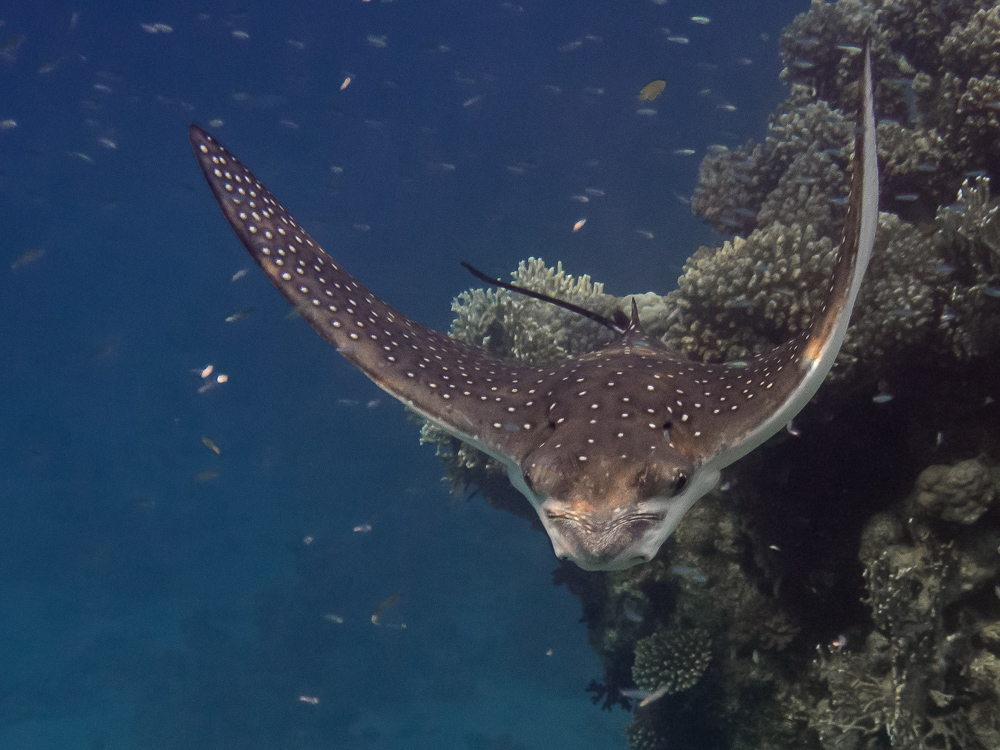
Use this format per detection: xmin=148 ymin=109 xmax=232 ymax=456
xmin=638 ymin=79 xmax=666 ymax=101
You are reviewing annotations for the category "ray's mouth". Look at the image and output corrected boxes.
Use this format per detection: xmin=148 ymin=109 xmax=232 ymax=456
xmin=542 ymin=509 xmax=663 ymax=570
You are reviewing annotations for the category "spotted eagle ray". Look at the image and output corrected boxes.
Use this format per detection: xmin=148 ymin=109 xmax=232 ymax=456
xmin=189 ymin=44 xmax=878 ymax=571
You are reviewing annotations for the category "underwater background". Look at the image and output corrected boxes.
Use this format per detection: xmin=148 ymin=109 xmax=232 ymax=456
xmin=3 ymin=1 xmax=1000 ymax=749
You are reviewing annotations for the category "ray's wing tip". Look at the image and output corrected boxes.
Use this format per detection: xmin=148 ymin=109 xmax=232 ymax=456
xmin=188 ymin=122 xmax=208 ymax=142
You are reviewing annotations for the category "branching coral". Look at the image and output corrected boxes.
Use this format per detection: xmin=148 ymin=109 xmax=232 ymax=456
xmin=624 ymin=711 xmax=669 ymax=750
xmin=631 ymin=626 xmax=712 ymax=694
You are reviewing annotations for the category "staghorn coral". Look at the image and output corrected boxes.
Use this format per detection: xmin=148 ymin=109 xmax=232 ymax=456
xmin=631 ymin=626 xmax=712 ymax=694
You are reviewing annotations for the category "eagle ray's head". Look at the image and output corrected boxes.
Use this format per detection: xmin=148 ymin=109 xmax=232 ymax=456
xmin=509 ymin=441 xmax=711 ymax=571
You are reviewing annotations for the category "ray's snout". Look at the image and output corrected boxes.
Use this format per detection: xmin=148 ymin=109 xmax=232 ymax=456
xmin=541 ymin=505 xmax=663 ymax=571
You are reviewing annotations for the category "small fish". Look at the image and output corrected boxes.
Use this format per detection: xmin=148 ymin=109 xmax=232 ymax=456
xmin=371 ymin=593 xmax=401 ymax=625
xmin=623 ymin=601 xmax=644 ymax=623
xmin=462 ymin=94 xmax=483 ymax=107
xmin=796 ymin=37 xmax=820 ymax=46
xmin=298 ymin=696 xmax=319 ymax=705
xmin=724 ymin=296 xmax=750 ymax=309
xmin=570 ymin=195 xmax=589 ymax=203
xmin=673 ymin=148 xmax=696 ymax=155
xmin=691 ymin=16 xmax=710 ymax=24
xmin=572 ymin=218 xmax=586 ymax=232
xmin=557 ymin=40 xmax=582 ymax=52
xmin=202 ymin=436 xmax=222 ymax=455
xmin=635 ymin=230 xmax=654 ymax=239
xmin=872 ymin=392 xmax=893 ymax=404
xmin=717 ymin=103 xmax=737 ymax=112
xmin=11 ymin=248 xmax=45 ymax=270
xmin=835 ymin=44 xmax=863 ymax=53
xmin=71 ymin=152 xmax=94 ymax=163
xmin=231 ymin=268 xmax=248 ymax=282
xmin=638 ymin=79 xmax=666 ymax=102
xmin=792 ymin=60 xmax=815 ymax=69
xmin=636 ymin=108 xmax=657 ymax=116
xmin=584 ymin=188 xmax=605 ymax=196
xmin=194 ymin=470 xmax=220 ymax=482
xmin=894 ymin=193 xmax=919 ymax=202
xmin=0 ymin=119 xmax=17 ymax=130
xmin=340 ymin=76 xmax=352 ymax=90
xmin=225 ymin=307 xmax=254 ymax=322
xmin=619 ymin=689 xmax=651 ymax=701
xmin=829 ymin=196 xmax=849 ymax=205
xmin=983 ymin=286 xmax=1000 ymax=298
xmin=37 ymin=57 xmax=62 ymax=74
xmin=353 ymin=523 xmax=372 ymax=533
xmin=666 ymin=36 xmax=689 ymax=44
xmin=1 ymin=33 xmax=25 ymax=60
xmin=638 ymin=684 xmax=672 ymax=707
xmin=231 ymin=29 xmax=250 ymax=40
xmin=97 ymin=137 xmax=117 ymax=149
xmin=322 ymin=613 xmax=344 ymax=624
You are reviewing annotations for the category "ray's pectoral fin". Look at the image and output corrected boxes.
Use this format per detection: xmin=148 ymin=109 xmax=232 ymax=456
xmin=187 ymin=124 xmax=552 ymax=468
xmin=698 ymin=39 xmax=879 ymax=470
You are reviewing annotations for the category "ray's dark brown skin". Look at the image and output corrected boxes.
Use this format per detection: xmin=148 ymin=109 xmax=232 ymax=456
xmin=188 ymin=41 xmax=878 ymax=571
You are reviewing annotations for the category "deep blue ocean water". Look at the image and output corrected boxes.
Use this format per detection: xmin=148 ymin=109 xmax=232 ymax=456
xmin=1 ymin=1 xmax=807 ymax=747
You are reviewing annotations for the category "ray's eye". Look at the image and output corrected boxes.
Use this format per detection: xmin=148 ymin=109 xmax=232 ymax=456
xmin=673 ymin=470 xmax=688 ymax=494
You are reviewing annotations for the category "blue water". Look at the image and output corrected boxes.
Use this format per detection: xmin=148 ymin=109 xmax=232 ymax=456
xmin=0 ymin=1 xmax=805 ymax=747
